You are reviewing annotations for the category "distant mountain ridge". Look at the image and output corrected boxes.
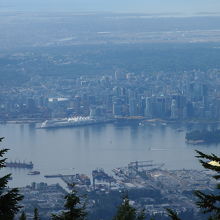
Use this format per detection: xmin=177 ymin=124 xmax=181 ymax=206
xmin=1 ymin=0 xmax=220 ymax=14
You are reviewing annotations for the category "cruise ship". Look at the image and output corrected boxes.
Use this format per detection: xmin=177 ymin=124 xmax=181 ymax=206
xmin=6 ymin=161 xmax=33 ymax=169
xmin=40 ymin=116 xmax=113 ymax=129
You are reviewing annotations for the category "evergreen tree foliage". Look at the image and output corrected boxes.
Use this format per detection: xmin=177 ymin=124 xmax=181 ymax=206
xmin=51 ymin=184 xmax=87 ymax=220
xmin=19 ymin=211 xmax=26 ymax=220
xmin=166 ymin=208 xmax=181 ymax=220
xmin=194 ymin=150 xmax=220 ymax=220
xmin=0 ymin=137 xmax=23 ymax=220
xmin=113 ymin=194 xmax=146 ymax=220
xmin=34 ymin=208 xmax=40 ymax=220
xmin=136 ymin=209 xmax=146 ymax=220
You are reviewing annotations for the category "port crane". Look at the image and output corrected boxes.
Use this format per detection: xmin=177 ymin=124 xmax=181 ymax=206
xmin=92 ymin=168 xmax=115 ymax=188
xmin=128 ymin=160 xmax=164 ymax=177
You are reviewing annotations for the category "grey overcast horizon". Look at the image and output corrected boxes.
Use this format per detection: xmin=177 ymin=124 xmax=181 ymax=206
xmin=1 ymin=0 xmax=220 ymax=14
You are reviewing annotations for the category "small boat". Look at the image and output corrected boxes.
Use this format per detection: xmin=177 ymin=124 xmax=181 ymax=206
xmin=27 ymin=171 xmax=40 ymax=175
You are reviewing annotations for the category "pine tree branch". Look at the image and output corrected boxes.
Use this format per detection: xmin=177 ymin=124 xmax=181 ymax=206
xmin=166 ymin=208 xmax=182 ymax=220
xmin=193 ymin=150 xmax=220 ymax=219
xmin=196 ymin=150 xmax=220 ymax=163
xmin=0 ymin=139 xmax=23 ymax=219
xmin=0 ymin=174 xmax=11 ymax=191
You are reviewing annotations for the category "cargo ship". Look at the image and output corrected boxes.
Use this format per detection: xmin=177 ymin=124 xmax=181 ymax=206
xmin=40 ymin=116 xmax=113 ymax=129
xmin=6 ymin=161 xmax=33 ymax=169
xmin=28 ymin=171 xmax=40 ymax=175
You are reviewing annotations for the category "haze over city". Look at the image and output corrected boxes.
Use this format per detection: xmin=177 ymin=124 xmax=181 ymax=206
xmin=0 ymin=0 xmax=220 ymax=219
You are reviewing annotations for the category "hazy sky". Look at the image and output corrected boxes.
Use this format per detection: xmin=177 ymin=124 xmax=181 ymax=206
xmin=1 ymin=0 xmax=220 ymax=14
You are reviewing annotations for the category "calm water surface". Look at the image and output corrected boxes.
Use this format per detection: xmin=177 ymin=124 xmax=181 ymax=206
xmin=0 ymin=122 xmax=220 ymax=187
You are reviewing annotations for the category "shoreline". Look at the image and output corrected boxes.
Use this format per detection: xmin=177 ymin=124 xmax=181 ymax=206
xmin=1 ymin=118 xmax=220 ymax=125
xmin=186 ymin=140 xmax=205 ymax=145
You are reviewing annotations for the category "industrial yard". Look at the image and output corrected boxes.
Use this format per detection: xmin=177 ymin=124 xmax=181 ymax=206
xmin=18 ymin=161 xmax=216 ymax=219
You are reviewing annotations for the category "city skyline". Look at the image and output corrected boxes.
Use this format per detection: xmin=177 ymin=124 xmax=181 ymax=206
xmin=1 ymin=4 xmax=220 ymax=219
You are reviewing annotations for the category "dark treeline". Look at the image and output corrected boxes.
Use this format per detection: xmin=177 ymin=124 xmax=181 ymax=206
xmin=186 ymin=129 xmax=220 ymax=143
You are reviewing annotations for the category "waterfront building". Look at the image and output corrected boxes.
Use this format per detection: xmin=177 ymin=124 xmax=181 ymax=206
xmin=171 ymin=99 xmax=178 ymax=119
xmin=145 ymin=97 xmax=153 ymax=118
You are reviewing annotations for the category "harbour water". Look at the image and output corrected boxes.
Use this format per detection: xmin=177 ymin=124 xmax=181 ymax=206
xmin=0 ymin=122 xmax=220 ymax=187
